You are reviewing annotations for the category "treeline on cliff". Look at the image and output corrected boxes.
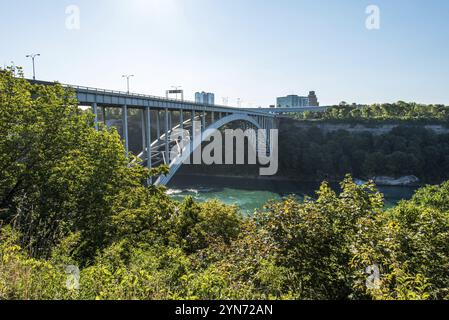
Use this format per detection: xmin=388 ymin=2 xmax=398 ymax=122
xmin=295 ymin=102 xmax=449 ymax=122
xmin=1 ymin=68 xmax=449 ymax=300
xmin=278 ymin=120 xmax=449 ymax=183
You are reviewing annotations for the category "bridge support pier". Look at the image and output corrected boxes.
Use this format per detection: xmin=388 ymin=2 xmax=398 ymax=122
xmin=156 ymin=110 xmax=161 ymax=142
xmin=202 ymin=110 xmax=206 ymax=134
xmin=168 ymin=111 xmax=172 ymax=135
xmin=122 ymin=105 xmax=129 ymax=156
xmin=92 ymin=103 xmax=98 ymax=130
xmin=145 ymin=107 xmax=152 ymax=183
xmin=180 ymin=109 xmax=184 ymax=144
xmin=191 ymin=110 xmax=195 ymax=152
xmin=141 ymin=109 xmax=146 ymax=154
xmin=255 ymin=123 xmax=259 ymax=155
xmin=102 ymin=106 xmax=106 ymax=125
xmin=267 ymin=118 xmax=271 ymax=155
xmin=165 ymin=108 xmax=169 ymax=165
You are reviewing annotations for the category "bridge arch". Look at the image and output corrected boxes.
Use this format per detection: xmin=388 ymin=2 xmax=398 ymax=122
xmin=155 ymin=113 xmax=264 ymax=186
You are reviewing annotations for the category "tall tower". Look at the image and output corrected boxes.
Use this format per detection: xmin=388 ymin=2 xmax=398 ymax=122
xmin=195 ymin=91 xmax=215 ymax=105
xmin=207 ymin=92 xmax=215 ymax=105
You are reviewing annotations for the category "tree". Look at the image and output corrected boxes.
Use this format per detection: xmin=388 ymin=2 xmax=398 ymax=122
xmin=0 ymin=67 xmax=167 ymax=260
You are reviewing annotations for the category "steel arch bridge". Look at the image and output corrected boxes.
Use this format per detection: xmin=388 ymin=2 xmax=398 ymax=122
xmin=155 ymin=113 xmax=268 ymax=186
xmin=69 ymin=84 xmax=277 ymax=186
xmin=30 ymin=80 xmax=328 ymax=186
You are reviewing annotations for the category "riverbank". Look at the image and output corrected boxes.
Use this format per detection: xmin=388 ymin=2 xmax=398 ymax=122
xmin=174 ymin=173 xmax=426 ymax=187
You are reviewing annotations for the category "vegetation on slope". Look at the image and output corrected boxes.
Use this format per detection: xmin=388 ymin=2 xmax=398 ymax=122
xmin=1 ymin=68 xmax=448 ymax=300
xmin=278 ymin=119 xmax=449 ymax=183
xmin=295 ymin=102 xmax=449 ymax=122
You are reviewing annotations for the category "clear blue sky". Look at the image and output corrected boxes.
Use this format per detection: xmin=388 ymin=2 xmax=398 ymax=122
xmin=1 ymin=0 xmax=448 ymax=106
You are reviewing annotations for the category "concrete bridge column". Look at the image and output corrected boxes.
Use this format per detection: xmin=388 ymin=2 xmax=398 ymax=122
xmin=180 ymin=109 xmax=184 ymax=143
xmin=145 ymin=107 xmax=152 ymax=183
xmin=168 ymin=111 xmax=172 ymax=135
xmin=255 ymin=122 xmax=259 ymax=155
xmin=92 ymin=103 xmax=98 ymax=130
xmin=191 ymin=110 xmax=195 ymax=151
xmin=202 ymin=110 xmax=206 ymax=132
xmin=122 ymin=105 xmax=129 ymax=157
xmin=141 ymin=109 xmax=146 ymax=153
xmin=165 ymin=108 xmax=169 ymax=165
xmin=262 ymin=117 xmax=268 ymax=154
xmin=267 ymin=118 xmax=271 ymax=154
xmin=211 ymin=111 xmax=215 ymax=123
xmin=156 ymin=110 xmax=161 ymax=142
xmin=101 ymin=106 xmax=106 ymax=125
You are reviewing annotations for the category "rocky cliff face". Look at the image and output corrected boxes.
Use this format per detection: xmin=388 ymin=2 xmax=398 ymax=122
xmin=287 ymin=120 xmax=449 ymax=135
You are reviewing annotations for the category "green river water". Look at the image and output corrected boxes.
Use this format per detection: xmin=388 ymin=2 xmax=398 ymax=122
xmin=167 ymin=175 xmax=418 ymax=214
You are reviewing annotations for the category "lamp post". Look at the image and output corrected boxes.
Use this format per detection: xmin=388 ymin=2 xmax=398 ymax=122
xmin=171 ymin=86 xmax=182 ymax=100
xmin=26 ymin=53 xmax=40 ymax=80
xmin=122 ymin=75 xmax=134 ymax=94
xmin=10 ymin=61 xmax=16 ymax=75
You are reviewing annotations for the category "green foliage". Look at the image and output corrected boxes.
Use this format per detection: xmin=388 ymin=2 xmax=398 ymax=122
xmin=1 ymin=67 xmax=448 ymax=300
xmin=295 ymin=102 xmax=449 ymax=122
xmin=0 ymin=226 xmax=71 ymax=300
xmin=166 ymin=197 xmax=241 ymax=253
xmin=257 ymin=177 xmax=384 ymax=299
xmin=0 ymin=68 xmax=168 ymax=260
xmin=278 ymin=120 xmax=449 ymax=182
xmin=3 ymin=178 xmax=449 ymax=300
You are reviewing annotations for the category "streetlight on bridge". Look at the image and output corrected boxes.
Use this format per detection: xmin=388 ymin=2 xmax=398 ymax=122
xmin=171 ymin=86 xmax=182 ymax=100
xmin=25 ymin=53 xmax=40 ymax=80
xmin=122 ymin=74 xmax=134 ymax=94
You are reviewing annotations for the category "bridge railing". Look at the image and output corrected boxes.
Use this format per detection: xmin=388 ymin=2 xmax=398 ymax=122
xmin=28 ymin=78 xmax=275 ymax=116
xmin=65 ymin=84 xmax=160 ymax=99
xmin=65 ymin=84 xmax=258 ymax=113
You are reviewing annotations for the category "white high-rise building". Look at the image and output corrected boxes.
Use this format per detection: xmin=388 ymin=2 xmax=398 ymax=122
xmin=195 ymin=91 xmax=215 ymax=105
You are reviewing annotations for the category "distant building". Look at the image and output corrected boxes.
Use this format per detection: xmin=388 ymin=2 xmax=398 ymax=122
xmin=195 ymin=91 xmax=215 ymax=105
xmin=308 ymin=91 xmax=319 ymax=106
xmin=276 ymin=92 xmax=319 ymax=108
xmin=276 ymin=95 xmax=309 ymax=108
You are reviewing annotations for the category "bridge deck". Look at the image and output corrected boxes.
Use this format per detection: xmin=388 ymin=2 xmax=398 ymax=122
xmin=30 ymin=79 xmax=274 ymax=117
xmin=244 ymin=106 xmax=330 ymax=113
xmin=28 ymin=79 xmax=325 ymax=185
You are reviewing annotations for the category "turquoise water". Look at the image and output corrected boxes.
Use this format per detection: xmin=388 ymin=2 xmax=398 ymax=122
xmin=168 ymin=187 xmax=283 ymax=213
xmin=167 ymin=176 xmax=418 ymax=214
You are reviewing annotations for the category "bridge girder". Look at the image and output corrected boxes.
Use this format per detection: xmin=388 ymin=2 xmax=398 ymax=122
xmin=155 ymin=113 xmax=269 ymax=186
